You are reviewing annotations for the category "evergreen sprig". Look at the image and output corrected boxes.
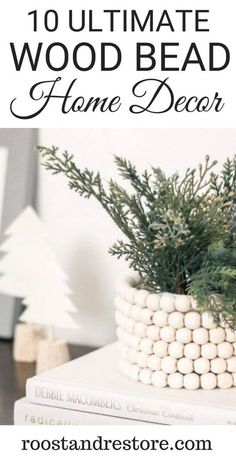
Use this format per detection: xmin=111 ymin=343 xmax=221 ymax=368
xmin=38 ymin=145 xmax=236 ymax=328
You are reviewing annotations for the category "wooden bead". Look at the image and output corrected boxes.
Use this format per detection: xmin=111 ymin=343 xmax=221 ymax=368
xmin=114 ymin=296 xmax=123 ymax=311
xmin=168 ymin=312 xmax=184 ymax=329
xmin=211 ymin=358 xmax=226 ymax=374
xmin=127 ymin=348 xmax=138 ymax=364
xmin=201 ymin=343 xmax=217 ymax=360
xmin=161 ymin=356 xmax=177 ymax=374
xmin=124 ymin=287 xmax=137 ymax=304
xmin=225 ymin=329 xmax=236 ymax=343
xmin=128 ymin=364 xmax=140 ymax=381
xmin=192 ymin=328 xmax=209 ymax=345
xmin=134 ymin=322 xmax=147 ymax=338
xmin=148 ymin=355 xmax=161 ymax=371
xmin=136 ymin=352 xmax=148 ymax=368
xmin=115 ymin=310 xmax=123 ymax=326
xmin=209 ymin=328 xmax=225 ymax=344
xmin=153 ymin=340 xmax=168 ymax=357
xmin=233 ymin=343 xmax=236 ymax=355
xmin=169 ymin=341 xmax=184 ymax=359
xmin=121 ymin=301 xmax=132 ymax=316
xmin=146 ymin=325 xmax=160 ymax=341
xmin=160 ymin=326 xmax=176 ymax=342
xmin=176 ymin=327 xmax=192 ymax=344
xmin=184 ymin=373 xmax=200 ymax=390
xmin=146 ymin=293 xmax=160 ymax=311
xmin=190 ymin=297 xmax=198 ymax=311
xmin=116 ymin=326 xmax=123 ymax=342
xmin=175 ymin=295 xmax=191 ymax=313
xmin=125 ymin=318 xmax=135 ymax=333
xmin=168 ymin=372 xmax=183 ymax=389
xmin=119 ymin=343 xmax=129 ymax=358
xmin=160 ymin=294 xmax=175 ymax=313
xmin=201 ymin=373 xmax=217 ymax=390
xmin=184 ymin=343 xmax=200 ymax=360
xmin=129 ymin=335 xmax=140 ymax=351
xmin=135 ymin=290 xmax=149 ymax=308
xmin=227 ymin=357 xmax=236 ymax=373
xmin=139 ymin=368 xmax=152 ymax=385
xmin=217 ymin=372 xmax=233 ymax=389
xmin=194 ymin=358 xmax=210 ymax=374
xmin=217 ymin=342 xmax=233 ymax=359
xmin=129 ymin=305 xmax=142 ymax=322
xmin=151 ymin=371 xmax=167 ymax=388
xmin=140 ymin=308 xmax=153 ymax=325
xmin=153 ymin=310 xmax=168 ymax=327
xmin=177 ymin=358 xmax=193 ymax=374
xmin=140 ymin=338 xmax=154 ymax=355
xmin=184 ymin=312 xmax=201 ymax=330
xmin=201 ymin=312 xmax=216 ymax=329
xmin=233 ymin=373 xmax=236 ymax=387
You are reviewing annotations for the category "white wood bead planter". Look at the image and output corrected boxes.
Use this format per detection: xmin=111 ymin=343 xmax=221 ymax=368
xmin=116 ymin=276 xmax=236 ymax=390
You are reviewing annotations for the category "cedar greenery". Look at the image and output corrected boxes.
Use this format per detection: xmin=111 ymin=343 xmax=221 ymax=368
xmin=38 ymin=146 xmax=236 ymax=328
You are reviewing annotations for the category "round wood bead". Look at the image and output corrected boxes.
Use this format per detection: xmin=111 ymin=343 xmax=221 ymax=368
xmin=161 ymin=356 xmax=177 ymax=374
xmin=227 ymin=357 xmax=236 ymax=373
xmin=175 ymin=295 xmax=191 ymax=313
xmin=139 ymin=368 xmax=152 ymax=385
xmin=160 ymin=294 xmax=175 ymax=313
xmin=201 ymin=343 xmax=217 ymax=360
xmin=127 ymin=348 xmax=138 ymax=364
xmin=124 ymin=332 xmax=132 ymax=346
xmin=119 ymin=343 xmax=129 ymax=358
xmin=146 ymin=294 xmax=161 ymax=312
xmin=184 ymin=373 xmax=200 ymax=390
xmin=211 ymin=358 xmax=226 ymax=374
xmin=168 ymin=372 xmax=183 ymax=389
xmin=125 ymin=287 xmax=137 ymax=304
xmin=134 ymin=322 xmax=147 ymax=338
xmin=136 ymin=352 xmax=148 ymax=368
xmin=153 ymin=340 xmax=168 ymax=358
xmin=190 ymin=297 xmax=198 ymax=311
xmin=168 ymin=312 xmax=184 ymax=329
xmin=201 ymin=312 xmax=216 ymax=330
xmin=176 ymin=327 xmax=192 ymax=344
xmin=129 ymin=305 xmax=142 ymax=322
xmin=225 ymin=329 xmax=236 ymax=343
xmin=140 ymin=338 xmax=154 ymax=355
xmin=115 ymin=310 xmax=123 ymax=326
xmin=217 ymin=372 xmax=233 ymax=389
xmin=115 ymin=296 xmax=122 ymax=311
xmin=135 ymin=290 xmax=149 ymax=308
xmin=129 ymin=335 xmax=140 ymax=351
xmin=194 ymin=358 xmax=210 ymax=374
xmin=151 ymin=371 xmax=167 ymax=388
xmin=125 ymin=318 xmax=135 ymax=334
xmin=184 ymin=343 xmax=200 ymax=360
xmin=128 ymin=364 xmax=140 ymax=381
xmin=201 ymin=373 xmax=217 ymax=390
xmin=169 ymin=341 xmax=184 ymax=359
xmin=146 ymin=325 xmax=160 ymax=341
xmin=233 ymin=343 xmax=236 ymax=355
xmin=184 ymin=312 xmax=201 ymax=330
xmin=233 ymin=373 xmax=236 ymax=387
xmin=217 ymin=342 xmax=233 ymax=359
xmin=192 ymin=328 xmax=209 ymax=345
xmin=121 ymin=301 xmax=132 ymax=316
xmin=177 ymin=358 xmax=193 ymax=374
xmin=209 ymin=328 xmax=225 ymax=344
xmin=140 ymin=308 xmax=153 ymax=325
xmin=153 ymin=310 xmax=168 ymax=327
xmin=160 ymin=326 xmax=176 ymax=343
xmin=148 ymin=355 xmax=161 ymax=371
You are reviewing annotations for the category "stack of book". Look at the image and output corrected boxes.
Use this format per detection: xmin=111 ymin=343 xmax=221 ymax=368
xmin=14 ymin=343 xmax=236 ymax=425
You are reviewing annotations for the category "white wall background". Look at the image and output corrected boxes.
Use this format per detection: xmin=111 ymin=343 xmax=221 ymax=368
xmin=38 ymin=128 xmax=236 ymax=346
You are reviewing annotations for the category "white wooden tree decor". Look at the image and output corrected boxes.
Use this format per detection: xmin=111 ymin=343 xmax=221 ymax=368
xmin=0 ymin=206 xmax=79 ymax=371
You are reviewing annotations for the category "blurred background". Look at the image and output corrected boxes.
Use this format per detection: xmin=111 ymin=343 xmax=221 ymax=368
xmin=1 ymin=128 xmax=236 ymax=347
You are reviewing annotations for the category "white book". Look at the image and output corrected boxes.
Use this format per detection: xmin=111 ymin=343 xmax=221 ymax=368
xmin=26 ymin=343 xmax=236 ymax=425
xmin=14 ymin=398 xmax=146 ymax=425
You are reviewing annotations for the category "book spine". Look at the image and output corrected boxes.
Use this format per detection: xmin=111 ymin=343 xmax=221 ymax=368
xmin=26 ymin=379 xmax=236 ymax=425
xmin=14 ymin=400 xmax=143 ymax=426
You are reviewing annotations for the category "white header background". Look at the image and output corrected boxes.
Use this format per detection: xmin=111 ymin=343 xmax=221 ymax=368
xmin=0 ymin=0 xmax=235 ymax=128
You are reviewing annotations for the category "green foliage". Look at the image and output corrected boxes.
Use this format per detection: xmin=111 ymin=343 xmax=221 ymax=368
xmin=38 ymin=146 xmax=236 ymax=328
